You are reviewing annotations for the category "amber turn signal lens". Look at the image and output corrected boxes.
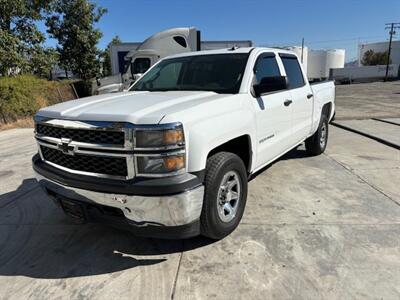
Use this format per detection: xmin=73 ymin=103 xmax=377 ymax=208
xmin=164 ymin=129 xmax=184 ymax=145
xmin=164 ymin=155 xmax=185 ymax=171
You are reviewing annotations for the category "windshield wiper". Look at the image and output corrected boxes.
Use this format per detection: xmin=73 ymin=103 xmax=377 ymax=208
xmin=147 ymin=88 xmax=181 ymax=92
xmin=136 ymin=88 xmax=228 ymax=94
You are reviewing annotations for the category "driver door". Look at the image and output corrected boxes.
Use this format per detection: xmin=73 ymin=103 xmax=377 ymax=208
xmin=252 ymin=53 xmax=293 ymax=168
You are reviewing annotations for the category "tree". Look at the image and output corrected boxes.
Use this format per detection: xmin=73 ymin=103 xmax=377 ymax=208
xmin=361 ymin=50 xmax=391 ymax=66
xmin=30 ymin=46 xmax=59 ymax=77
xmin=0 ymin=0 xmax=55 ymax=76
xmin=46 ymin=0 xmax=107 ymax=81
xmin=101 ymin=35 xmax=122 ymax=76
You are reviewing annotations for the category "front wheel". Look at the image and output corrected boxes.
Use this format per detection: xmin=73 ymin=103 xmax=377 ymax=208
xmin=305 ymin=114 xmax=329 ymax=156
xmin=200 ymin=152 xmax=248 ymax=240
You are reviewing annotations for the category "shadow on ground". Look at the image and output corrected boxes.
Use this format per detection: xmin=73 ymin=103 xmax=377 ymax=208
xmin=0 ymin=147 xmax=306 ymax=279
xmin=249 ymin=146 xmax=308 ymax=181
xmin=0 ymin=179 xmax=213 ymax=279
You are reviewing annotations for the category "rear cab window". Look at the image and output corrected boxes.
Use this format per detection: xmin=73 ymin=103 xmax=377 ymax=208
xmin=279 ymin=54 xmax=305 ymax=89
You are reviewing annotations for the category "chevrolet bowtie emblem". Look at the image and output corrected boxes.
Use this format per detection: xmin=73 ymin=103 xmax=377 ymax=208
xmin=58 ymin=138 xmax=76 ymax=155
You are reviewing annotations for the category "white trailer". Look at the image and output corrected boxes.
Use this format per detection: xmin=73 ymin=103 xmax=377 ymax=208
xmin=330 ymin=64 xmax=400 ymax=83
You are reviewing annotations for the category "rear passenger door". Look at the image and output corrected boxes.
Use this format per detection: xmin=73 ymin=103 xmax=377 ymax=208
xmin=252 ymin=53 xmax=294 ymax=168
xmin=280 ymin=54 xmax=314 ymax=143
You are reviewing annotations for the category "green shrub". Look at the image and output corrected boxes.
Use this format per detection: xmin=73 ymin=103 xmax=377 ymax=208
xmin=0 ymin=75 xmax=76 ymax=124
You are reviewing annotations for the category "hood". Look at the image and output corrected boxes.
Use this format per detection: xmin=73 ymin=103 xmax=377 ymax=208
xmin=37 ymin=91 xmax=227 ymax=124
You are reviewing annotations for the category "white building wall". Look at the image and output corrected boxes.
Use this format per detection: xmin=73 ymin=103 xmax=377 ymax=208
xmin=358 ymin=40 xmax=400 ymax=66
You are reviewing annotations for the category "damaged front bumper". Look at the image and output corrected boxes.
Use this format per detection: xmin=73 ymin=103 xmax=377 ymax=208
xmin=33 ymin=155 xmax=205 ymax=238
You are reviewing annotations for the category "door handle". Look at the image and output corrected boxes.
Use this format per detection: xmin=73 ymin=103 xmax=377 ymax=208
xmin=307 ymin=93 xmax=313 ymax=99
xmin=284 ymin=99 xmax=293 ymax=106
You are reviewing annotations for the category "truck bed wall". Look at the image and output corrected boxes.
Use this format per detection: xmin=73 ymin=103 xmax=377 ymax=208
xmin=310 ymin=81 xmax=335 ymax=133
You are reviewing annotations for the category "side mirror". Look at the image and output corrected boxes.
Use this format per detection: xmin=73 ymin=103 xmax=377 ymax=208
xmin=253 ymin=76 xmax=287 ymax=97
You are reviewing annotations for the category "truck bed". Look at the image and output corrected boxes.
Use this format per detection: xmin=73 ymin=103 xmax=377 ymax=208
xmin=310 ymin=80 xmax=335 ymax=122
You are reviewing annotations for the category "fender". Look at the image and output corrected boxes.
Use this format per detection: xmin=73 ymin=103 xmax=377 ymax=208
xmin=161 ymin=95 xmax=257 ymax=173
xmin=187 ymin=110 xmax=255 ymax=172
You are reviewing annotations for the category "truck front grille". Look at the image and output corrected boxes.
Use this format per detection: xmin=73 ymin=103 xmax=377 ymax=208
xmin=35 ymin=119 xmax=134 ymax=179
xmin=41 ymin=146 xmax=128 ymax=177
xmin=36 ymin=124 xmax=125 ymax=146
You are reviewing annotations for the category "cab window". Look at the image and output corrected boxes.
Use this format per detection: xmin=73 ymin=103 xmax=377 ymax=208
xmin=280 ymin=55 xmax=305 ymax=89
xmin=132 ymin=58 xmax=151 ymax=75
xmin=173 ymin=36 xmax=187 ymax=48
xmin=254 ymin=55 xmax=281 ymax=83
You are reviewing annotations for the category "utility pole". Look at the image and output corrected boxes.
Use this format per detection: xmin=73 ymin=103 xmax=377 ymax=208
xmin=385 ymin=22 xmax=400 ymax=81
xmin=300 ymin=37 xmax=304 ymax=63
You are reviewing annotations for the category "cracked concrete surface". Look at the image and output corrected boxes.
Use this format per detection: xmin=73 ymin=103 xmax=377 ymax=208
xmin=0 ymin=124 xmax=399 ymax=299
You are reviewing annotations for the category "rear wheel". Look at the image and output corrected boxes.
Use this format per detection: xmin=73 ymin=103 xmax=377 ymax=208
xmin=305 ymin=114 xmax=329 ymax=155
xmin=200 ymin=152 xmax=248 ymax=240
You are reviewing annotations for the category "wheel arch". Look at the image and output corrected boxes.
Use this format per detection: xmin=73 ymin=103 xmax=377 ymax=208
xmin=206 ymin=135 xmax=253 ymax=174
xmin=322 ymin=102 xmax=332 ymax=119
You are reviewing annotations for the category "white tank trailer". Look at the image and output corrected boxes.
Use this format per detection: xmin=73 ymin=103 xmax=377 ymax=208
xmin=308 ymin=49 xmax=345 ymax=80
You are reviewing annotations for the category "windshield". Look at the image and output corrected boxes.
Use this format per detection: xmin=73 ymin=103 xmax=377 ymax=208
xmin=129 ymin=54 xmax=249 ymax=94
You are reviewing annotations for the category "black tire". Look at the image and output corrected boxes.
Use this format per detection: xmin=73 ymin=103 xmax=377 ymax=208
xmin=305 ymin=114 xmax=329 ymax=156
xmin=200 ymin=152 xmax=248 ymax=240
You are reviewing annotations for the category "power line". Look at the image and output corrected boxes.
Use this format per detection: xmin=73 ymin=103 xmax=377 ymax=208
xmin=306 ymin=36 xmax=387 ymax=45
xmin=259 ymin=35 xmax=389 ymax=48
xmin=385 ymin=22 xmax=400 ymax=81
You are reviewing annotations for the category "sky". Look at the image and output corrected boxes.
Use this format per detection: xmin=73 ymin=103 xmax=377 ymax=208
xmin=43 ymin=0 xmax=400 ymax=62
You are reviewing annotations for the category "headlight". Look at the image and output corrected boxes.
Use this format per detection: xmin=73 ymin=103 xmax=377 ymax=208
xmin=135 ymin=123 xmax=184 ymax=149
xmin=134 ymin=123 xmax=186 ymax=177
xmin=136 ymin=153 xmax=185 ymax=176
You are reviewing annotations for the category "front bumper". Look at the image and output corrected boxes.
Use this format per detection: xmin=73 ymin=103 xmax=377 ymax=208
xmin=36 ymin=172 xmax=204 ymax=226
xmin=33 ymin=155 xmax=205 ymax=238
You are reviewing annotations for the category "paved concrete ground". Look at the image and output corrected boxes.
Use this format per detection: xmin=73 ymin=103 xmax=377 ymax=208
xmin=380 ymin=117 xmax=400 ymax=126
xmin=0 ymin=127 xmax=399 ymax=300
xmin=335 ymin=81 xmax=400 ymax=120
xmin=333 ymin=118 xmax=400 ymax=148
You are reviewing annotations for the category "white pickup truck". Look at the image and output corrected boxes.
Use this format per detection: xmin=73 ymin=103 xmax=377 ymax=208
xmin=33 ymin=47 xmax=335 ymax=239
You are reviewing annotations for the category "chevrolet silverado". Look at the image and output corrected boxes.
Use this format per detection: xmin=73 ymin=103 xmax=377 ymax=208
xmin=33 ymin=47 xmax=335 ymax=239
